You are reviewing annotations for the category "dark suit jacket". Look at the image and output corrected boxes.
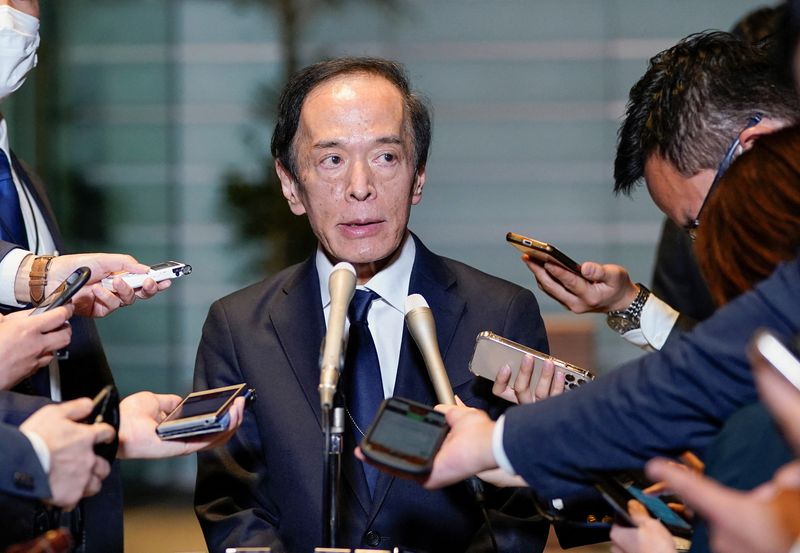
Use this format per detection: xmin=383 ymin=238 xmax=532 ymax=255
xmin=502 ymin=255 xmax=800 ymax=501
xmin=195 ymin=236 xmax=550 ymax=553
xmin=0 ymin=154 xmax=123 ymax=553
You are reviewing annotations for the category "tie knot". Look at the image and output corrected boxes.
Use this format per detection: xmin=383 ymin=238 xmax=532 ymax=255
xmin=349 ymin=289 xmax=380 ymax=324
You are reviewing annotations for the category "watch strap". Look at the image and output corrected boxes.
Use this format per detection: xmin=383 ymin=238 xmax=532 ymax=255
xmin=606 ymin=283 xmax=651 ymax=333
xmin=29 ymin=255 xmax=55 ymax=306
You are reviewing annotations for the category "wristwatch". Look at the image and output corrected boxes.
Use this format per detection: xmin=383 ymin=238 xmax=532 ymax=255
xmin=29 ymin=255 xmax=55 ymax=306
xmin=606 ymin=283 xmax=650 ymax=335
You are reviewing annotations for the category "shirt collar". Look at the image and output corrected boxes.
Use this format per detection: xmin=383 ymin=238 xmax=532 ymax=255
xmin=316 ymin=233 xmax=416 ymax=315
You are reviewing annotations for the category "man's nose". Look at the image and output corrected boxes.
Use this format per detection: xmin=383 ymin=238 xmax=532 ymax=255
xmin=347 ymin=161 xmax=375 ymax=201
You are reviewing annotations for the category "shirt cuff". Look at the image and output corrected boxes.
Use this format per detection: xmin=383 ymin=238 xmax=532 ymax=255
xmin=619 ymin=293 xmax=679 ymax=351
xmin=0 ymin=247 xmax=32 ymax=307
xmin=19 ymin=428 xmax=50 ymax=474
xmin=493 ymin=415 xmax=517 ymax=475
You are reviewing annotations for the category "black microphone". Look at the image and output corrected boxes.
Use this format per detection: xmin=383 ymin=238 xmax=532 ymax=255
xmin=319 ymin=262 xmax=357 ymax=409
xmin=404 ymin=294 xmax=456 ymax=405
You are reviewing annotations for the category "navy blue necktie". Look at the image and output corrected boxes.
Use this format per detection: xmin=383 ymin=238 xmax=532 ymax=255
xmin=0 ymin=149 xmax=28 ymax=249
xmin=345 ymin=289 xmax=384 ymax=495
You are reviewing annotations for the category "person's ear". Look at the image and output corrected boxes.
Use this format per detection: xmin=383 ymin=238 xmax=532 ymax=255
xmin=739 ymin=118 xmax=782 ymax=151
xmin=276 ymin=161 xmax=307 ymax=216
xmin=410 ymin=166 xmax=426 ymax=205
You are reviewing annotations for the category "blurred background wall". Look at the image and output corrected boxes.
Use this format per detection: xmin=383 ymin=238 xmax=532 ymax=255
xmin=3 ymin=0 xmax=771 ymax=549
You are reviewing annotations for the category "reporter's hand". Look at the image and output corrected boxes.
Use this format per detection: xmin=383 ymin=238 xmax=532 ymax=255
xmin=752 ymin=351 xmax=800 ymax=454
xmin=421 ymin=404 xmax=498 ymax=489
xmin=609 ymin=499 xmax=678 ymax=553
xmin=492 ymin=356 xmax=566 ymax=404
xmin=0 ymin=305 xmax=73 ymax=389
xmin=19 ymin=398 xmax=115 ymax=510
xmin=47 ymin=254 xmax=171 ymax=318
xmin=117 ymin=392 xmax=245 ymax=459
xmin=523 ymin=255 xmax=639 ymax=313
xmin=647 ymin=458 xmax=800 ymax=553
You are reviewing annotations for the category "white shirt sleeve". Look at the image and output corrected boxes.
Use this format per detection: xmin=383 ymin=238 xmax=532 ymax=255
xmin=619 ymin=293 xmax=680 ymax=352
xmin=0 ymin=247 xmax=31 ymax=307
xmin=19 ymin=428 xmax=50 ymax=474
xmin=789 ymin=539 xmax=800 ymax=553
xmin=492 ymin=415 xmax=517 ymax=475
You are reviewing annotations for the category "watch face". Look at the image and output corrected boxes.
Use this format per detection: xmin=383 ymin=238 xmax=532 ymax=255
xmin=608 ymin=314 xmax=638 ymax=334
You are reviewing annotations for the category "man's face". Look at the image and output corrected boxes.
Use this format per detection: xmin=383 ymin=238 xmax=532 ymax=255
xmin=643 ymin=152 xmax=715 ymax=228
xmin=0 ymin=1 xmax=39 ymax=18
xmin=277 ymin=72 xmax=425 ymax=280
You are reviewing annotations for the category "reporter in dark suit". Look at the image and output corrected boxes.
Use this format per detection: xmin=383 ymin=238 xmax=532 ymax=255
xmin=194 ymin=57 xmax=551 ymax=553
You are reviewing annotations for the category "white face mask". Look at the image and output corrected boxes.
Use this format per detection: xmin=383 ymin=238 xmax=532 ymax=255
xmin=0 ymin=5 xmax=39 ymax=101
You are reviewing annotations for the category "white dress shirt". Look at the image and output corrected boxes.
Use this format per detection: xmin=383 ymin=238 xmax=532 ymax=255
xmin=620 ymin=293 xmax=681 ymax=351
xmin=317 ymin=234 xmax=416 ymax=399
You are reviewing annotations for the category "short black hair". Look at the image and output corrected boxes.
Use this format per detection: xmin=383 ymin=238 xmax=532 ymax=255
xmin=614 ymin=30 xmax=800 ymax=196
xmin=270 ymin=57 xmax=432 ymax=182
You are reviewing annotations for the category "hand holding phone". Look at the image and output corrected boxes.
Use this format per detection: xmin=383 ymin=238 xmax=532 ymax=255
xmin=30 ymin=267 xmax=91 ymax=316
xmin=82 ymin=385 xmax=120 ymax=463
xmin=360 ymin=397 xmax=449 ymax=477
xmin=101 ymin=260 xmax=192 ymax=290
xmin=506 ymin=232 xmax=582 ymax=275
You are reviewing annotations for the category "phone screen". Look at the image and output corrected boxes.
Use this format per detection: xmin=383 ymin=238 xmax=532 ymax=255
xmin=625 ymin=483 xmax=692 ymax=531
xmin=164 ymin=389 xmax=238 ymax=421
xmin=368 ymin=402 xmax=446 ymax=461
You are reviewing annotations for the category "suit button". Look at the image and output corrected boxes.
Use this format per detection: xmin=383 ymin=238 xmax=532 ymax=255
xmin=13 ymin=471 xmax=35 ymax=490
xmin=365 ymin=530 xmax=381 ymax=546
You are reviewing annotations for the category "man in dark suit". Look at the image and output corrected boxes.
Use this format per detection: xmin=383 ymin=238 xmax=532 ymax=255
xmin=194 ymin=57 xmax=552 ymax=552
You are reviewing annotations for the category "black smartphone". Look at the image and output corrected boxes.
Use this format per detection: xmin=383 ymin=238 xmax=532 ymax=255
xmin=82 ymin=385 xmax=120 ymax=463
xmin=506 ymin=232 xmax=582 ymax=276
xmin=360 ymin=397 xmax=449 ymax=477
xmin=29 ymin=266 xmax=91 ymax=316
xmin=594 ymin=470 xmax=692 ymax=539
xmin=749 ymin=329 xmax=800 ymax=391
xmin=156 ymin=383 xmax=255 ymax=440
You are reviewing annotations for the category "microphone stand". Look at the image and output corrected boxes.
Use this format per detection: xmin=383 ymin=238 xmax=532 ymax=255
xmin=320 ymin=341 xmax=345 ymax=548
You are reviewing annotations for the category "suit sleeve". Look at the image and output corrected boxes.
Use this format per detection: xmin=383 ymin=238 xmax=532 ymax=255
xmin=0 ymin=391 xmax=51 ymax=426
xmin=501 ymin=287 xmax=549 ymax=355
xmin=193 ymin=300 xmax=286 ymax=552
xmin=502 ymin=255 xmax=800 ymax=501
xmin=0 ymin=423 xmax=50 ymax=501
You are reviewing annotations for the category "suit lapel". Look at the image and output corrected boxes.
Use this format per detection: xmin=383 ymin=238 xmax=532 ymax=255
xmin=269 ymin=257 xmax=372 ymax=515
xmin=11 ymin=152 xmax=64 ymax=251
xmin=367 ymin=235 xmax=468 ymax=521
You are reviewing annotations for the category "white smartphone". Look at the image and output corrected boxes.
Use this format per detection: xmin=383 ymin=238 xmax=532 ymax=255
xmin=749 ymin=328 xmax=800 ymax=391
xmin=101 ymin=260 xmax=192 ymax=290
xmin=469 ymin=331 xmax=594 ymax=391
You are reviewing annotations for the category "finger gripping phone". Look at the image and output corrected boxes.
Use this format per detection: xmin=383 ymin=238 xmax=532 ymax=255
xmin=82 ymin=385 xmax=120 ymax=463
xmin=593 ymin=470 xmax=693 ymax=539
xmin=156 ymin=383 xmax=255 ymax=440
xmin=469 ymin=331 xmax=594 ymax=391
xmin=506 ymin=232 xmax=582 ymax=276
xmin=29 ymin=266 xmax=91 ymax=316
xmin=360 ymin=397 xmax=449 ymax=476
xmin=101 ymin=260 xmax=192 ymax=290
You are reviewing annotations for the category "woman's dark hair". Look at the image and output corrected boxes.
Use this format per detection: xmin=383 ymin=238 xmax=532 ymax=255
xmin=270 ymin=57 xmax=431 ymax=181
xmin=695 ymin=124 xmax=800 ymax=304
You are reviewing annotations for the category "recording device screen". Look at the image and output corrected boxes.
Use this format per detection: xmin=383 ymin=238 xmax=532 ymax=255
xmin=162 ymin=389 xmax=239 ymax=422
xmin=361 ymin=397 xmax=448 ymax=475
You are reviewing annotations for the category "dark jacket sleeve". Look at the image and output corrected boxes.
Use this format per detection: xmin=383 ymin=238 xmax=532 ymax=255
xmin=503 ymin=255 xmax=800 ymax=501
xmin=0 ymin=423 xmax=50 ymax=501
xmin=193 ymin=300 xmax=287 ymax=553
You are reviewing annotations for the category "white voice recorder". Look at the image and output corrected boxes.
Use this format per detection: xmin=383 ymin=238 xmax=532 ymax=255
xmin=101 ymin=260 xmax=192 ymax=290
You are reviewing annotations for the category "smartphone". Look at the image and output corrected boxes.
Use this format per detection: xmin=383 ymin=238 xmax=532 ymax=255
xmin=82 ymin=385 xmax=120 ymax=463
xmin=469 ymin=331 xmax=594 ymax=392
xmin=156 ymin=383 xmax=254 ymax=440
xmin=29 ymin=266 xmax=91 ymax=316
xmin=360 ymin=397 xmax=449 ymax=476
xmin=506 ymin=232 xmax=582 ymax=276
xmin=594 ymin=470 xmax=693 ymax=539
xmin=749 ymin=329 xmax=800 ymax=391
xmin=101 ymin=260 xmax=192 ymax=290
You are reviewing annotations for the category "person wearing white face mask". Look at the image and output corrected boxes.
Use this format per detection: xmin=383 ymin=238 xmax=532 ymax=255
xmin=0 ymin=1 xmax=168 ymax=551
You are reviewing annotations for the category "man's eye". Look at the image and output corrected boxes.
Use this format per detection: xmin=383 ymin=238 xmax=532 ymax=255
xmin=378 ymin=153 xmax=396 ymax=163
xmin=322 ymin=155 xmax=342 ymax=167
